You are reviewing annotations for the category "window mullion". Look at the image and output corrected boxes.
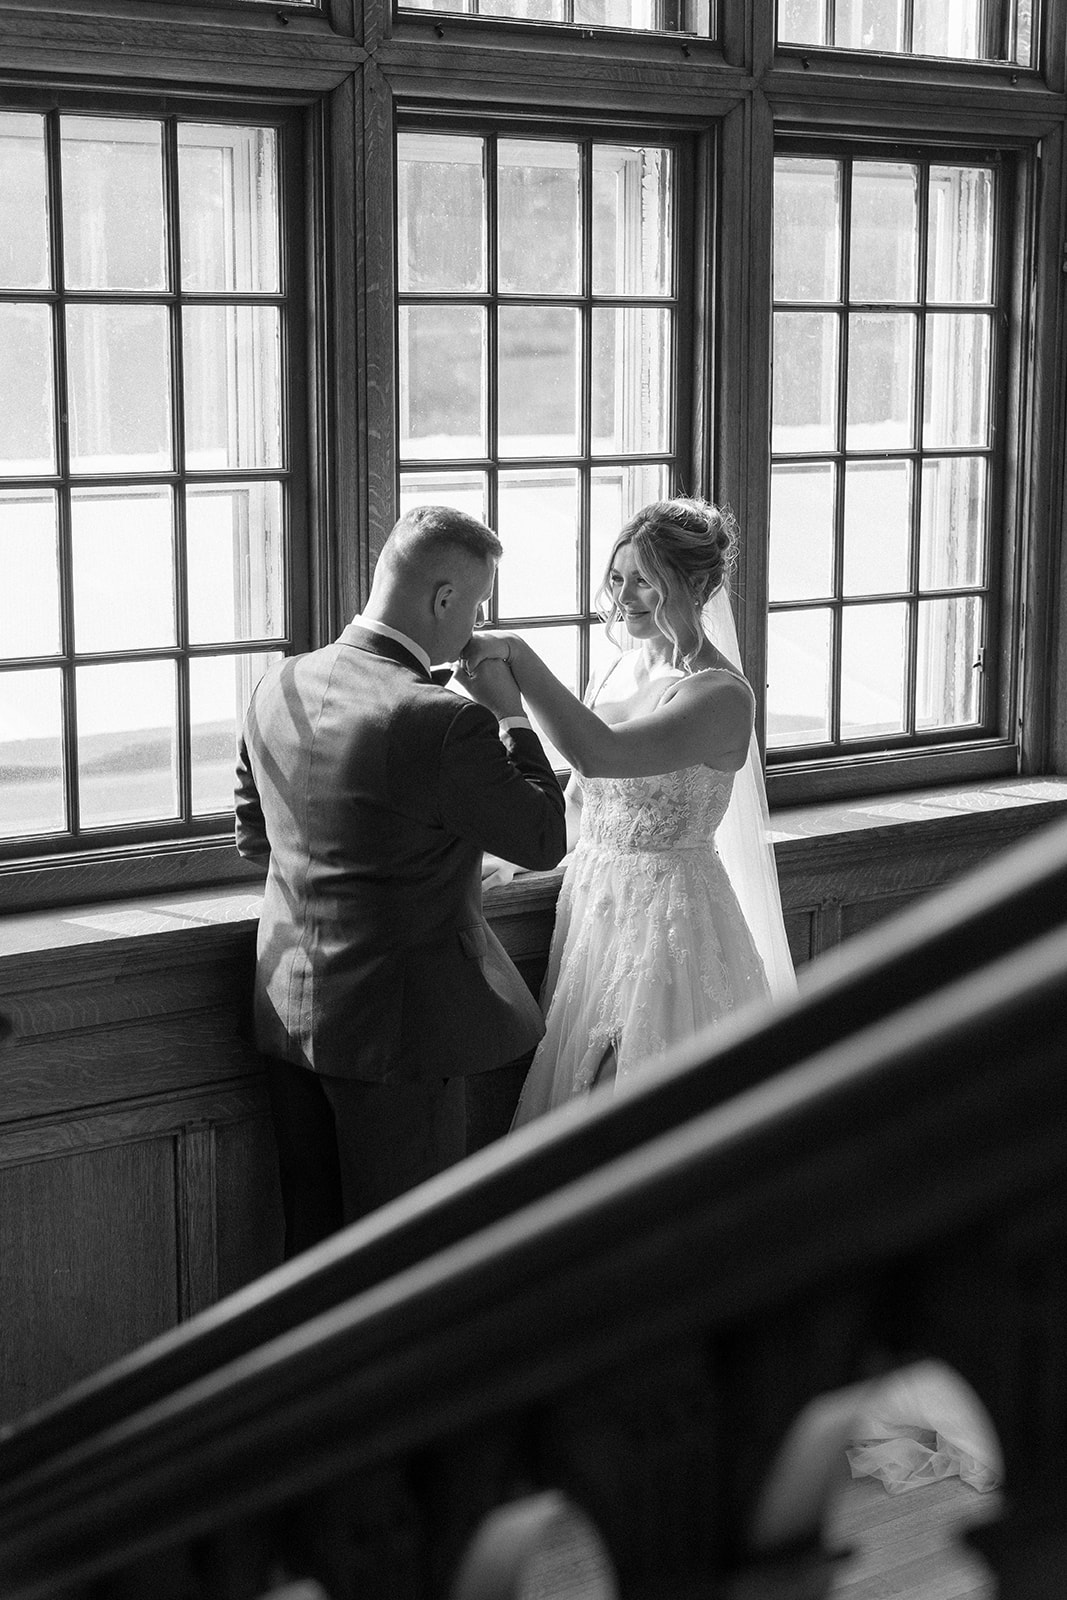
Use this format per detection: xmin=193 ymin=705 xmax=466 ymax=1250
xmin=486 ymin=133 xmax=499 ymax=625
xmin=906 ymin=160 xmax=931 ymax=740
xmin=165 ymin=115 xmax=192 ymax=826
xmin=47 ymin=107 xmax=80 ymax=842
xmin=902 ymin=0 xmax=916 ymax=52
xmin=578 ymin=135 xmax=593 ymax=693
xmin=831 ymin=158 xmax=852 ymax=750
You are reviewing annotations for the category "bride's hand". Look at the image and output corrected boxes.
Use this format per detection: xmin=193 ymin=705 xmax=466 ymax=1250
xmin=461 ymin=631 xmax=517 ymax=677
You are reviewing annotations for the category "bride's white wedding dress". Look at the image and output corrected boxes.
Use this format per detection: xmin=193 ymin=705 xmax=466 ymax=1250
xmin=846 ymin=1362 xmax=1002 ymax=1495
xmin=512 ymin=668 xmax=772 ymax=1126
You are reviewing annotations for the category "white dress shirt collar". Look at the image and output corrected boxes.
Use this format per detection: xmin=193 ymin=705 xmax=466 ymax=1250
xmin=351 ymin=614 xmax=432 ymax=676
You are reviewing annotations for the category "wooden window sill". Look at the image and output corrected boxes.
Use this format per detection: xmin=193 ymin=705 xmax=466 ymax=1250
xmin=1 ymin=776 xmax=1066 ymax=985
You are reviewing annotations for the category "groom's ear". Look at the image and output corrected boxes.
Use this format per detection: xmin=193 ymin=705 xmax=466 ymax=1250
xmin=432 ymin=581 xmax=455 ymax=619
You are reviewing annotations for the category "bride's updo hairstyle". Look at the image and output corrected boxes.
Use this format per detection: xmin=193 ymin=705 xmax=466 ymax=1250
xmin=599 ymin=496 xmax=738 ymax=670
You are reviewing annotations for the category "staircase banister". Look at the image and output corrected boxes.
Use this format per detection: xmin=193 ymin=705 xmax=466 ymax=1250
xmin=2 ymin=812 xmax=1066 ymax=1476
xmin=2 ymin=914 xmax=1066 ymax=1599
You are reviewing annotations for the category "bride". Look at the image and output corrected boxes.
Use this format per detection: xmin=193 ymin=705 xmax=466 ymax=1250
xmin=465 ymin=500 xmax=1000 ymax=1498
xmin=461 ymin=496 xmax=795 ymax=1126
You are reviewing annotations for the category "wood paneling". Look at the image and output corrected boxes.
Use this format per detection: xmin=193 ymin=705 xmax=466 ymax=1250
xmin=0 ymin=921 xmax=282 ymax=1424
xmin=0 ymin=789 xmax=1063 ymax=1425
xmin=214 ymin=1116 xmax=286 ymax=1302
xmin=0 ymin=1140 xmax=178 ymax=1420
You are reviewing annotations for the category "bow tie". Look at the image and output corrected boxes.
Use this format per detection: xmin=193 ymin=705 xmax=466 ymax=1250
xmin=429 ymin=665 xmax=456 ymax=686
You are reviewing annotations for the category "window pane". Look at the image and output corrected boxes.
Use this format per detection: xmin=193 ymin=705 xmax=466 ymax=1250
xmin=183 ymin=305 xmax=282 ymax=471
xmin=774 ymin=158 xmax=840 ymax=303
xmin=843 ymin=460 xmax=911 ymax=595
xmin=1017 ymin=0 xmax=1034 ymax=66
xmin=767 ymin=609 xmax=832 ymax=747
xmin=401 ymin=0 xmax=712 ymax=30
xmin=778 ymin=0 xmax=824 ymax=44
xmin=923 ymin=313 xmax=991 ymax=447
xmin=575 ymin=0 xmax=709 ymax=24
xmin=76 ymin=660 xmax=177 ymax=827
xmin=72 ymin=487 xmax=175 ymax=652
xmin=770 ymin=463 xmax=835 ymax=601
xmin=920 ymin=456 xmax=987 ymax=589
xmin=67 ymin=304 xmax=172 ymax=472
xmin=835 ymin=0 xmax=904 ymax=51
xmin=588 ymin=614 xmax=624 ymax=691
xmin=590 ymin=463 xmax=670 ymax=598
xmin=777 ymin=0 xmax=1031 ymax=60
xmin=917 ymin=596 xmax=981 ymax=728
xmin=850 ymin=163 xmax=918 ymax=303
xmin=0 ymin=112 xmax=49 ymax=290
xmin=190 ymin=650 xmax=281 ymax=815
xmin=186 ymin=481 xmax=284 ymax=644
xmin=773 ymin=312 xmax=838 ymax=453
xmin=397 ymin=133 xmax=485 ymax=294
xmin=0 ymin=668 xmax=65 ymax=837
xmin=61 ymin=117 xmax=166 ymax=292
xmin=0 ymin=489 xmax=60 ymax=657
xmin=499 ymin=306 xmax=579 ymax=457
xmin=179 ymin=124 xmax=279 ymax=295
xmin=841 ymin=602 xmax=907 ymax=738
xmin=927 ymin=167 xmax=994 ymax=304
xmin=466 ymin=0 xmax=560 ymax=15
xmin=399 ymin=470 xmax=488 ymax=522
xmin=591 ymin=306 xmax=670 ymax=454
xmin=498 ymin=140 xmax=579 ymax=295
xmin=1 ymin=304 xmax=55 ymax=476
xmin=400 ymin=304 xmax=486 ymax=459
xmin=497 ymin=468 xmax=578 ymax=617
xmin=912 ymin=1 xmax=982 ymax=58
xmin=592 ymin=145 xmax=672 ymax=297
xmin=846 ymin=312 xmax=916 ymax=449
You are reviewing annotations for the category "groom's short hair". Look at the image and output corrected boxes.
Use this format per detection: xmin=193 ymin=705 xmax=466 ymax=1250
xmin=383 ymin=505 xmax=502 ymax=576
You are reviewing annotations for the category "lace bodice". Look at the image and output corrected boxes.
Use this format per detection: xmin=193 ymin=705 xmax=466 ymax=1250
xmin=578 ymin=762 xmax=735 ymax=854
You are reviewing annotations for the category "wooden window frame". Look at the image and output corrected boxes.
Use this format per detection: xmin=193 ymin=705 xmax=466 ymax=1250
xmin=0 ymin=92 xmax=311 ymax=865
xmin=763 ymin=135 xmax=1021 ymax=796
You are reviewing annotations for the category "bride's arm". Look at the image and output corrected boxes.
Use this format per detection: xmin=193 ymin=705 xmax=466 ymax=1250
xmin=464 ymin=634 xmax=753 ymax=779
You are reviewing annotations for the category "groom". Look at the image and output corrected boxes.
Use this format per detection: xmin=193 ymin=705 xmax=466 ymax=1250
xmin=236 ymin=505 xmax=566 ymax=1256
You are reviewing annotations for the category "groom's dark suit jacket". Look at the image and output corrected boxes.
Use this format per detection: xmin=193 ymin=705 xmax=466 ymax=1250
xmin=235 ymin=623 xmax=567 ymax=1083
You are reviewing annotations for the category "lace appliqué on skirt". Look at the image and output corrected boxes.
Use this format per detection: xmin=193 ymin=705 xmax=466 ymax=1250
xmin=512 ymin=761 xmax=771 ymax=1125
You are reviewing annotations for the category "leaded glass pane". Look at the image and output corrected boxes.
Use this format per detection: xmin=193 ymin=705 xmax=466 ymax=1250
xmin=0 ymin=669 xmax=64 ymax=838
xmin=76 ymin=660 xmax=178 ymax=828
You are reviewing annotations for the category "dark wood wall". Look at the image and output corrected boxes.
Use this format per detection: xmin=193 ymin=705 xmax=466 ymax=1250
xmin=0 ymin=782 xmax=1064 ymax=1426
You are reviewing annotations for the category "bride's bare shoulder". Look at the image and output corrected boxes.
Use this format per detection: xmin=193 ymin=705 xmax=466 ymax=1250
xmin=663 ymin=662 xmax=754 ymax=713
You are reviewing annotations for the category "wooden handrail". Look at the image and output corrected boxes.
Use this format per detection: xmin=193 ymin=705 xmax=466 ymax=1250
xmin=2 ymin=810 xmax=1067 ymax=1484
xmin=1 ymin=906 xmax=1067 ymax=1598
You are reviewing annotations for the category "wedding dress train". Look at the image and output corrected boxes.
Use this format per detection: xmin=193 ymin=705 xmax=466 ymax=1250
xmin=847 ymin=1361 xmax=1002 ymax=1495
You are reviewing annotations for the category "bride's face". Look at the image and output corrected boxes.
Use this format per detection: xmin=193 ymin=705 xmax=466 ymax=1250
xmin=607 ymin=542 xmax=663 ymax=641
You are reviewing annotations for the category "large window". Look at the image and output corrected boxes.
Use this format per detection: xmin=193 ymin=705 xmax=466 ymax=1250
xmin=768 ymin=149 xmax=1006 ymax=761
xmin=395 ymin=127 xmax=687 ymax=754
xmin=0 ymin=108 xmax=300 ymax=858
xmin=3 ymin=0 xmax=1065 ymax=894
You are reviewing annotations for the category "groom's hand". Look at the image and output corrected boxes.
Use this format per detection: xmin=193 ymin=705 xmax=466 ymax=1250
xmin=461 ymin=631 xmax=514 ymax=674
xmin=463 ymin=658 xmax=524 ymax=721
